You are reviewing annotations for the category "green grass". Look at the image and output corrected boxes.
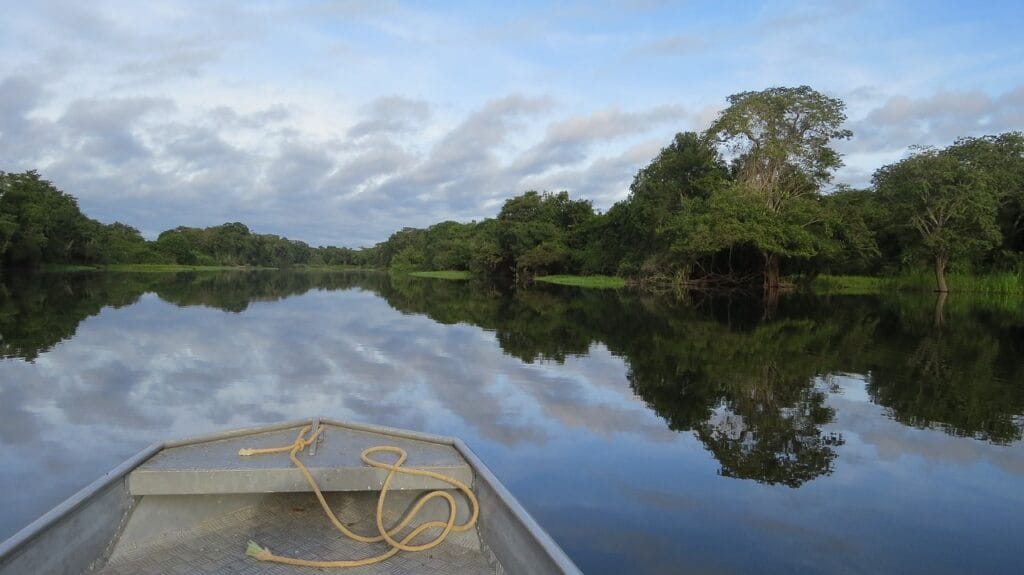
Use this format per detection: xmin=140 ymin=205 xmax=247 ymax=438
xmin=813 ymin=272 xmax=1024 ymax=295
xmin=101 ymin=264 xmax=263 ymax=272
xmin=884 ymin=270 xmax=1024 ymax=294
xmin=38 ymin=264 xmax=102 ymax=272
xmin=292 ymin=264 xmax=380 ymax=272
xmin=408 ymin=270 xmax=473 ymax=280
xmin=811 ymin=275 xmax=886 ymax=295
xmin=535 ymin=275 xmax=626 ymax=289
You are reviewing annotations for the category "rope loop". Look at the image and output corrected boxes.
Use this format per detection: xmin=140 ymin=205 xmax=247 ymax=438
xmin=239 ymin=425 xmax=479 ymax=568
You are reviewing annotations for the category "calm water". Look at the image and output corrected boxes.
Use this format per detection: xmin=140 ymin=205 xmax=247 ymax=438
xmin=1 ymin=271 xmax=1023 ymax=574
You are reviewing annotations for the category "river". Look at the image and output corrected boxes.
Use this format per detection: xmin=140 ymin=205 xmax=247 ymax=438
xmin=1 ymin=270 xmax=1022 ymax=573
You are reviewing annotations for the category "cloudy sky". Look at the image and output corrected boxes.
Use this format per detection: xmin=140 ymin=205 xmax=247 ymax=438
xmin=1 ymin=0 xmax=1022 ymax=247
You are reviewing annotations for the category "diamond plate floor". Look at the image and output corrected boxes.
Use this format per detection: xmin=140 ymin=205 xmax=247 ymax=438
xmin=93 ymin=492 xmax=499 ymax=575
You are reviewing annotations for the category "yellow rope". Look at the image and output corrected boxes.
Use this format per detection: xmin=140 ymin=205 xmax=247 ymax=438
xmin=238 ymin=425 xmax=479 ymax=568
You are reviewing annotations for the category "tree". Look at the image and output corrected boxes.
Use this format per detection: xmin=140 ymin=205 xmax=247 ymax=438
xmin=946 ymin=132 xmax=1024 ymax=267
xmin=494 ymin=191 xmax=595 ymax=281
xmin=0 ymin=170 xmax=100 ymax=267
xmin=617 ymin=132 xmax=729 ymax=276
xmin=705 ymin=86 xmax=852 ymax=287
xmin=96 ymin=222 xmax=151 ymax=264
xmin=670 ymin=184 xmax=837 ymax=286
xmin=818 ymin=187 xmax=882 ymax=275
xmin=874 ymin=146 xmax=1001 ymax=292
xmin=155 ymin=228 xmax=198 ymax=265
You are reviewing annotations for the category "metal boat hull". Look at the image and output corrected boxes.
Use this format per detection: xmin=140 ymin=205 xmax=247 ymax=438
xmin=0 ymin=418 xmax=580 ymax=575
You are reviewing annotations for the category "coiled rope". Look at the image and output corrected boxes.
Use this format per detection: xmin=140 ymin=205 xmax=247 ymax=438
xmin=239 ymin=425 xmax=479 ymax=568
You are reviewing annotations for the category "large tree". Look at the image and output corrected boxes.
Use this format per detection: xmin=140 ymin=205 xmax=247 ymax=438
xmin=704 ymin=86 xmax=852 ymax=287
xmin=874 ymin=146 xmax=1001 ymax=292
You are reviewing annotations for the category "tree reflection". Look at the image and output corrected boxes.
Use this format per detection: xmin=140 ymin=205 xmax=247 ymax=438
xmin=0 ymin=272 xmax=147 ymax=361
xmin=0 ymin=271 xmax=383 ymax=360
xmin=618 ymin=309 xmax=859 ymax=487
xmin=866 ymin=294 xmax=1024 ymax=444
xmin=379 ymin=280 xmax=1023 ymax=484
xmin=382 ymin=282 xmax=867 ymax=487
xmin=2 ymin=271 xmax=1021 ymax=485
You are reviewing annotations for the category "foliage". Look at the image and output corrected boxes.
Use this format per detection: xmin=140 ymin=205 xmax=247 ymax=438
xmin=0 ymin=171 xmax=98 ymax=267
xmin=0 ymin=171 xmax=377 ymax=270
xmin=702 ymin=86 xmax=852 ymax=287
xmin=706 ymin=85 xmax=852 ymax=210
xmin=874 ymin=145 xmax=1002 ymax=291
xmin=614 ymin=132 xmax=729 ymax=274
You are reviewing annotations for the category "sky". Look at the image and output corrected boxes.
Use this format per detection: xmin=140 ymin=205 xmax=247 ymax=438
xmin=1 ymin=0 xmax=1022 ymax=248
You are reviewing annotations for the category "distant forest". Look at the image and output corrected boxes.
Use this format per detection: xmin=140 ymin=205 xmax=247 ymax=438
xmin=2 ymin=86 xmax=1022 ymax=291
xmin=0 ymin=170 xmax=366 ymax=269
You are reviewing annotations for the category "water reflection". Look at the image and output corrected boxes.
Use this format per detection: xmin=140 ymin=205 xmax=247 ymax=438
xmin=1 ymin=271 xmax=1023 ymax=573
xmin=2 ymin=272 xmax=1023 ymax=457
xmin=865 ymin=294 xmax=1024 ymax=444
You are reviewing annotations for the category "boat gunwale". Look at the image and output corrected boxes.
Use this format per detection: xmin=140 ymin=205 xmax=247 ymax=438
xmin=0 ymin=442 xmax=161 ymax=561
xmin=0 ymin=416 xmax=582 ymax=574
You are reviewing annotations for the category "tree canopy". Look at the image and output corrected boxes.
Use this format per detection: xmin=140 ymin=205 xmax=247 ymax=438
xmin=874 ymin=144 xmax=1003 ymax=291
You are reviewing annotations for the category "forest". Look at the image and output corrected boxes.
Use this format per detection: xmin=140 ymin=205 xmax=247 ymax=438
xmin=0 ymin=170 xmax=365 ymax=269
xmin=371 ymin=87 xmax=1024 ymax=293
xmin=2 ymin=86 xmax=1022 ymax=292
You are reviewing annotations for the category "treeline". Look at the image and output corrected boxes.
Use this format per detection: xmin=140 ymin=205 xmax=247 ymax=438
xmin=4 ymin=85 xmax=1022 ymax=288
xmin=0 ymin=171 xmax=373 ymax=269
xmin=372 ymin=87 xmax=1024 ymax=291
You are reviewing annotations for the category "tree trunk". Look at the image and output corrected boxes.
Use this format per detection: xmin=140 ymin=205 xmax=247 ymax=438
xmin=763 ymin=252 xmax=780 ymax=289
xmin=934 ymin=254 xmax=948 ymax=293
xmin=762 ymin=287 xmax=779 ymax=321
xmin=933 ymin=291 xmax=947 ymax=329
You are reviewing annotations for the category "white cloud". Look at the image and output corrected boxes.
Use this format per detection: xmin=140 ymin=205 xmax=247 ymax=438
xmin=1 ymin=1 xmax=1021 ymax=243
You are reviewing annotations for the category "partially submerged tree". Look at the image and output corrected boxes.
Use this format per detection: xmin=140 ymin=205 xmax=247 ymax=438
xmin=705 ymin=86 xmax=852 ymax=287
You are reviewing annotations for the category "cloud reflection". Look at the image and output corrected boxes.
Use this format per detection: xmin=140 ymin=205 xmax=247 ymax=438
xmin=1 ymin=273 xmax=1023 ymax=574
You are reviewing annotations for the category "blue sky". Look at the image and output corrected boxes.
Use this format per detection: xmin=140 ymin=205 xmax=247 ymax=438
xmin=1 ymin=0 xmax=1022 ymax=247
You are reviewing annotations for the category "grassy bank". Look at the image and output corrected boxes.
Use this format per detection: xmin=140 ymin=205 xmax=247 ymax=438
xmin=813 ymin=272 xmax=1024 ymax=295
xmin=535 ymin=275 xmax=626 ymax=289
xmin=103 ymin=264 xmax=264 ymax=272
xmin=811 ymin=275 xmax=886 ymax=295
xmin=408 ymin=270 xmax=473 ymax=280
xmin=37 ymin=264 xmax=102 ymax=272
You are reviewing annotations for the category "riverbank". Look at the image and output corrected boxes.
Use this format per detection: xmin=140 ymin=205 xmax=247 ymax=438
xmin=408 ymin=270 xmax=473 ymax=280
xmin=535 ymin=275 xmax=626 ymax=289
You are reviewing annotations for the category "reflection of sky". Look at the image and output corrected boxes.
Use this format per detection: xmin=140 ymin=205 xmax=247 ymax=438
xmin=1 ymin=291 xmax=1023 ymax=574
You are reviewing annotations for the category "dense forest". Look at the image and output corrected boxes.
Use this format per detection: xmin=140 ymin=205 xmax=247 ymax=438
xmin=0 ymin=170 xmax=369 ymax=269
xmin=3 ymin=85 xmax=1022 ymax=291
xmin=372 ymin=87 xmax=1024 ymax=292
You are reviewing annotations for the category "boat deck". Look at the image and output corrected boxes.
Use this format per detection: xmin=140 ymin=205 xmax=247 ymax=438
xmin=93 ymin=492 xmax=499 ymax=574
xmin=3 ymin=418 xmax=578 ymax=575
xmin=128 ymin=422 xmax=473 ymax=495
